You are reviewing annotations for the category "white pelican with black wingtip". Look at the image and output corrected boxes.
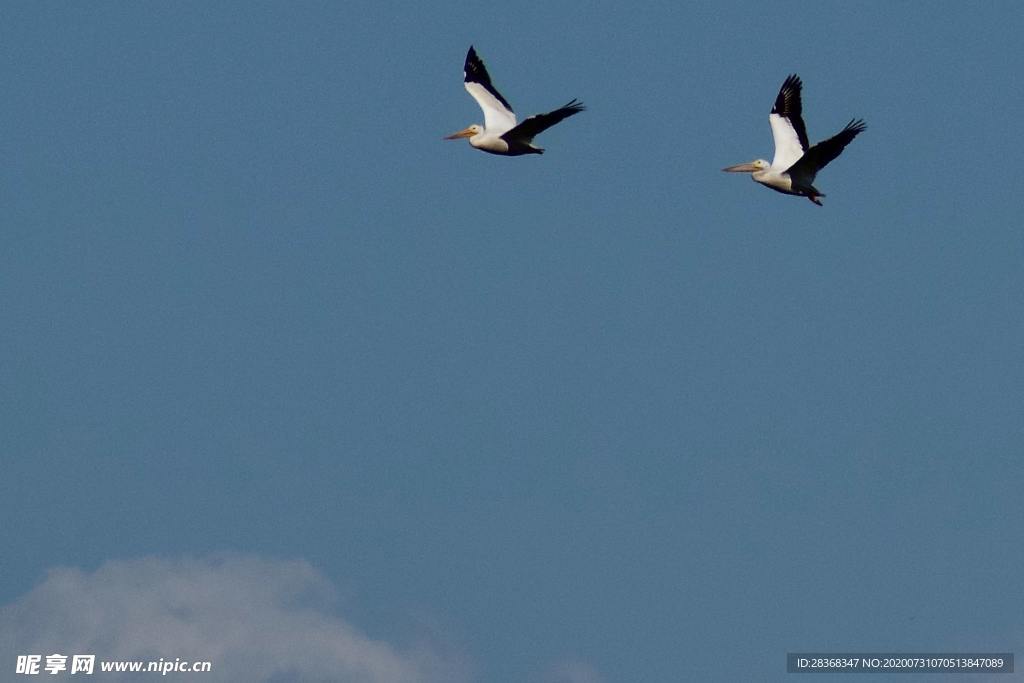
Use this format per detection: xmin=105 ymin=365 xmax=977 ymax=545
xmin=444 ymin=45 xmax=584 ymax=156
xmin=723 ymin=74 xmax=866 ymax=205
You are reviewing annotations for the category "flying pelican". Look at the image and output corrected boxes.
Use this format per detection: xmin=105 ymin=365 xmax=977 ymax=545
xmin=444 ymin=46 xmax=584 ymax=156
xmin=723 ymin=75 xmax=866 ymax=205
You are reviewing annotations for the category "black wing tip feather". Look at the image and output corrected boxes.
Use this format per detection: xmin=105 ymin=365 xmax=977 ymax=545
xmin=781 ymin=74 xmax=802 ymax=96
xmin=463 ymin=45 xmax=484 ymax=83
xmin=844 ymin=118 xmax=867 ymax=135
xmin=562 ymin=98 xmax=586 ymax=114
xmin=832 ymin=118 xmax=867 ymax=146
xmin=772 ymin=73 xmax=803 ymax=115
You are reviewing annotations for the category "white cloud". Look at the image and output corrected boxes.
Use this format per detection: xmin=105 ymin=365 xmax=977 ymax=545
xmin=0 ymin=555 xmax=469 ymax=683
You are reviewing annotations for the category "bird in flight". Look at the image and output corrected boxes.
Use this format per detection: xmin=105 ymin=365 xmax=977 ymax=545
xmin=444 ymin=45 xmax=584 ymax=156
xmin=723 ymin=74 xmax=865 ymax=205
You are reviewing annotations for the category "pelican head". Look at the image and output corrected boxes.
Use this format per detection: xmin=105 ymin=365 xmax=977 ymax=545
xmin=722 ymin=159 xmax=770 ymax=174
xmin=444 ymin=124 xmax=483 ymax=141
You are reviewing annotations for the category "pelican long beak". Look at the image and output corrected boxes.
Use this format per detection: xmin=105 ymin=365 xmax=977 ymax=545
xmin=444 ymin=127 xmax=475 ymax=140
xmin=722 ymin=162 xmax=759 ymax=173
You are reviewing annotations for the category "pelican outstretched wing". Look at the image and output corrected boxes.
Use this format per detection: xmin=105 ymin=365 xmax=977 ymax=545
xmin=462 ymin=46 xmax=517 ymax=135
xmin=787 ymin=119 xmax=866 ymax=181
xmin=502 ymin=99 xmax=585 ymax=144
xmin=769 ymin=74 xmax=809 ymax=171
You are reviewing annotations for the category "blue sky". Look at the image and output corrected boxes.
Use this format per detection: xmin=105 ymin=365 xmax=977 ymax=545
xmin=1 ymin=2 xmax=1022 ymax=681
